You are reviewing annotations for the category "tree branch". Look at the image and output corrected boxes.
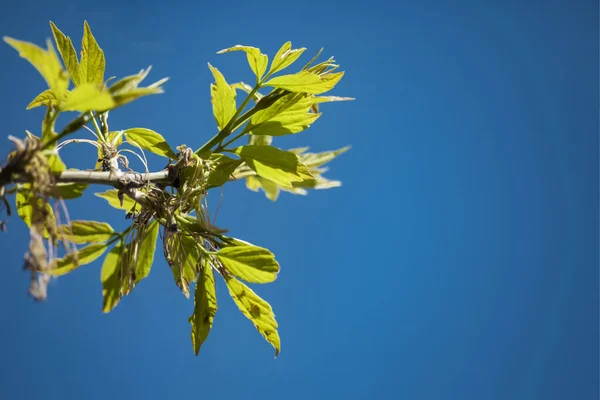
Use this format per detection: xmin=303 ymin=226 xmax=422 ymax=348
xmin=56 ymin=169 xmax=171 ymax=187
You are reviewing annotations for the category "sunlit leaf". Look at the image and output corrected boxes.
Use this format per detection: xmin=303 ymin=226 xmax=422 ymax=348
xmin=246 ymin=176 xmax=279 ymax=201
xmin=3 ymin=37 xmax=68 ymax=99
xmin=208 ymin=63 xmax=236 ymax=130
xmin=124 ymin=128 xmax=177 ymax=158
xmin=245 ymin=93 xmax=320 ymax=136
xmin=249 ymin=133 xmax=272 ymax=146
xmin=53 ymin=182 xmax=88 ymax=199
xmin=47 ymin=243 xmax=108 ymax=276
xmin=111 ymin=86 xmax=165 ymax=108
xmin=101 ymin=242 xmax=125 ymax=313
xmin=232 ymin=145 xmax=313 ymax=188
xmin=268 ymin=42 xmax=306 ymax=75
xmin=225 ymin=276 xmax=280 ymax=357
xmin=16 ymin=188 xmax=55 ymax=239
xmin=27 ymin=89 xmax=58 ymax=110
xmin=59 ymin=220 xmax=115 ymax=244
xmin=47 ymin=153 xmax=66 ymax=173
xmin=207 ymin=154 xmax=243 ymax=188
xmin=296 ymin=146 xmax=350 ymax=168
xmin=217 ymin=45 xmax=268 ymax=82
xmin=62 ymin=83 xmax=115 ymax=112
xmin=293 ymin=175 xmax=342 ymax=190
xmin=216 ymin=245 xmax=279 ymax=283
xmin=166 ymin=234 xmax=201 ymax=298
xmin=189 ymin=261 xmax=217 ymax=355
xmin=95 ymin=189 xmax=138 ymax=211
xmin=135 ymin=220 xmax=160 ymax=282
xmin=264 ymin=70 xmax=343 ymax=94
xmin=50 ymin=21 xmax=80 ymax=86
xmin=79 ymin=21 xmax=105 ymax=86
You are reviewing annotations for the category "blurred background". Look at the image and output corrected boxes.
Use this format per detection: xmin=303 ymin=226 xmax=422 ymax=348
xmin=0 ymin=1 xmax=597 ymax=399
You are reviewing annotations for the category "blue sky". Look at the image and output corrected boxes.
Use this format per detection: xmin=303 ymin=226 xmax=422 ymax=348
xmin=0 ymin=1 xmax=597 ymax=399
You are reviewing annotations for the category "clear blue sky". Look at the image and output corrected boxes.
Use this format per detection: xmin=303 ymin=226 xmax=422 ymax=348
xmin=0 ymin=1 xmax=597 ymax=399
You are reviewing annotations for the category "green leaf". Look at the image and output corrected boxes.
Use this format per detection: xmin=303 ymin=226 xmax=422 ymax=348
xmin=268 ymin=42 xmax=306 ymax=75
xmin=16 ymin=188 xmax=55 ymax=239
xmin=59 ymin=220 xmax=115 ymax=244
xmin=225 ymin=276 xmax=280 ymax=357
xmin=264 ymin=70 xmax=344 ymax=94
xmin=79 ymin=21 xmax=105 ymax=86
xmin=232 ymin=145 xmax=313 ymax=188
xmin=62 ymin=83 xmax=115 ymax=112
xmin=293 ymin=175 xmax=342 ymax=190
xmin=27 ymin=89 xmax=58 ymax=110
xmin=251 ymin=176 xmax=280 ymax=201
xmin=135 ymin=220 xmax=160 ymax=282
xmin=245 ymin=175 xmax=261 ymax=192
xmin=249 ymin=134 xmax=272 ymax=146
xmin=208 ymin=63 xmax=237 ymax=130
xmin=101 ymin=242 xmax=125 ymax=313
xmin=3 ymin=37 xmax=68 ymax=99
xmin=189 ymin=261 xmax=217 ymax=355
xmin=216 ymin=244 xmax=279 ymax=283
xmin=49 ymin=21 xmax=80 ymax=86
xmin=245 ymin=93 xmax=319 ymax=136
xmin=47 ymin=153 xmax=66 ymax=173
xmin=54 ymin=182 xmax=88 ymax=199
xmin=168 ymin=234 xmax=202 ymax=298
xmin=217 ymin=45 xmax=268 ymax=82
xmin=123 ymin=128 xmax=177 ymax=158
xmin=47 ymin=243 xmax=108 ymax=276
xmin=108 ymin=67 xmax=167 ymax=107
xmin=296 ymin=146 xmax=351 ymax=168
xmin=207 ymin=154 xmax=243 ymax=188
xmin=95 ymin=189 xmax=138 ymax=211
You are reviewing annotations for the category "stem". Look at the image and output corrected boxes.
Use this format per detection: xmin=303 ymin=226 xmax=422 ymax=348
xmin=195 ymin=85 xmax=262 ymax=156
xmin=55 ymin=169 xmax=171 ymax=187
xmin=90 ymin=112 xmax=105 ymax=143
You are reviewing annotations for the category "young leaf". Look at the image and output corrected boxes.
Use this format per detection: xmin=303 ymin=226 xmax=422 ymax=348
xmin=3 ymin=37 xmax=69 ymax=99
xmin=296 ymin=146 xmax=351 ymax=168
xmin=224 ymin=276 xmax=281 ymax=357
xmin=189 ymin=261 xmax=217 ymax=355
xmin=217 ymin=45 xmax=268 ymax=82
xmin=246 ymin=93 xmax=320 ymax=136
xmin=62 ymin=83 xmax=115 ymax=112
xmin=216 ymin=245 xmax=279 ymax=283
xmin=208 ymin=63 xmax=236 ymax=130
xmin=47 ymin=243 xmax=109 ymax=276
xmin=95 ymin=189 xmax=138 ymax=211
xmin=79 ymin=21 xmax=105 ymax=86
xmin=47 ymin=153 xmax=66 ymax=173
xmin=264 ymin=70 xmax=344 ymax=95
xmin=207 ymin=154 xmax=243 ymax=188
xmin=59 ymin=220 xmax=115 ymax=244
xmin=135 ymin=220 xmax=160 ymax=282
xmin=49 ymin=21 xmax=80 ymax=86
xmin=232 ymin=145 xmax=313 ymax=188
xmin=249 ymin=176 xmax=280 ymax=201
xmin=101 ymin=242 xmax=125 ymax=313
xmin=16 ymin=189 xmax=55 ymax=239
xmin=27 ymin=89 xmax=58 ymax=110
xmin=124 ymin=128 xmax=177 ymax=158
xmin=166 ymin=234 xmax=201 ymax=298
xmin=268 ymin=42 xmax=306 ymax=75
xmin=54 ymin=182 xmax=88 ymax=199
xmin=108 ymin=67 xmax=167 ymax=107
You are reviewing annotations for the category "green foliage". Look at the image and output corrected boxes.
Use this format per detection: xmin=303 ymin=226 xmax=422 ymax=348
xmin=124 ymin=128 xmax=177 ymax=158
xmin=189 ymin=259 xmax=217 ymax=355
xmin=1 ymin=21 xmax=352 ymax=358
